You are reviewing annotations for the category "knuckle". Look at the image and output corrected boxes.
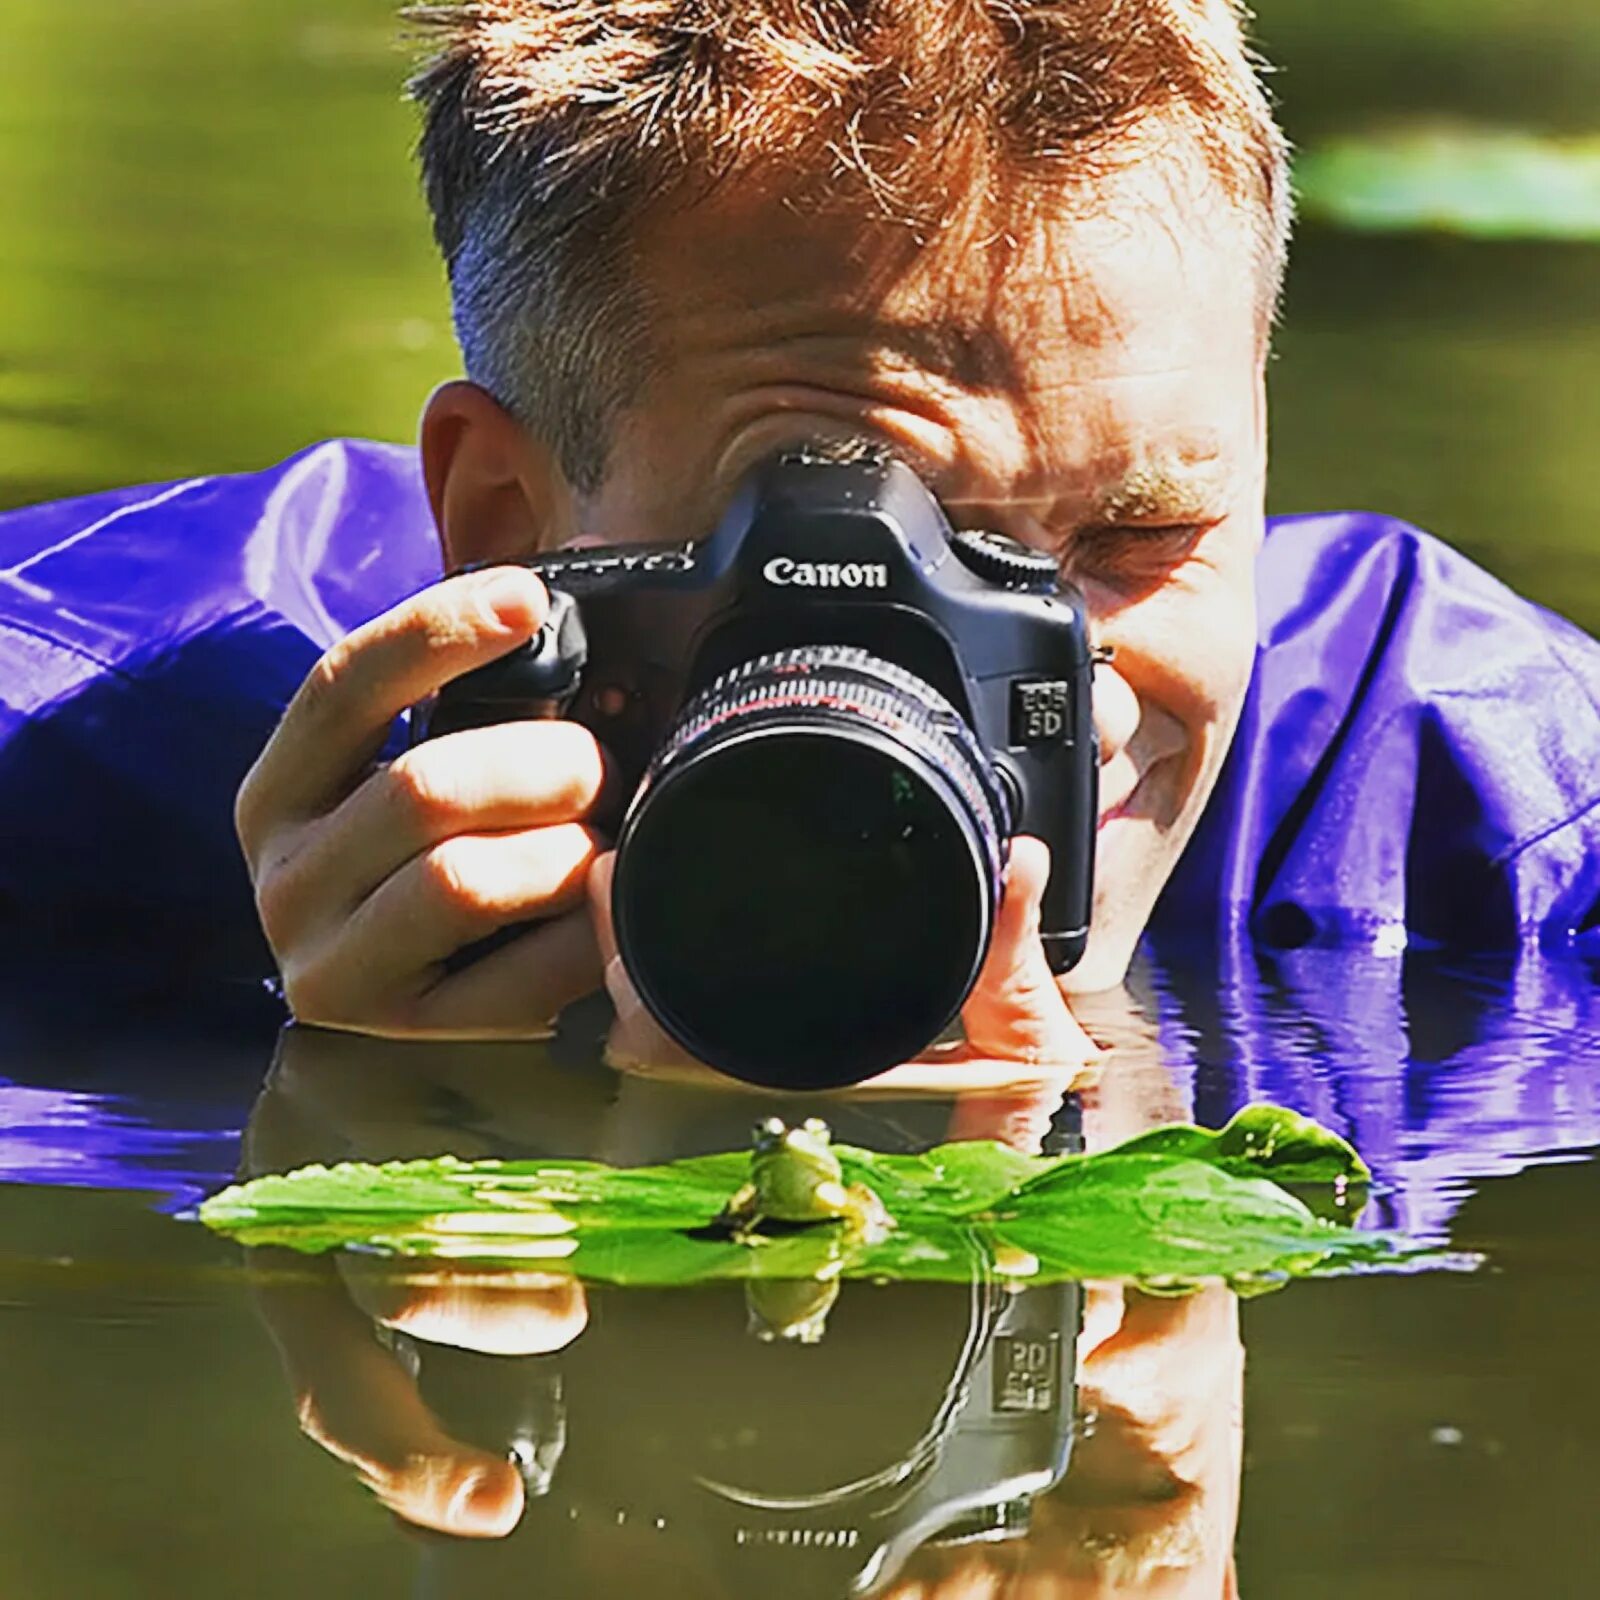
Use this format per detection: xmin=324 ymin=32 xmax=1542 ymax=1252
xmin=384 ymin=747 xmax=461 ymax=833
xmin=301 ymin=640 xmax=353 ymax=711
xmin=253 ymin=861 xmax=302 ymax=947
xmin=280 ymin=958 xmax=350 ymax=1030
xmin=419 ymin=838 xmax=489 ymax=916
xmin=234 ymin=762 xmax=267 ymax=854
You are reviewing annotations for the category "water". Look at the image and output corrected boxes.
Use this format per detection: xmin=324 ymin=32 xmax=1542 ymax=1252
xmin=4 ymin=944 xmax=1600 ymax=1595
xmin=2 ymin=0 xmax=1599 ymax=1593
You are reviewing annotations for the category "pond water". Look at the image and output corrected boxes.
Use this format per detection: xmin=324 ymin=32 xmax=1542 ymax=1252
xmin=2 ymin=0 xmax=1599 ymax=1594
xmin=3 ymin=940 xmax=1600 ymax=1593
xmin=4 ymin=946 xmax=1600 ymax=1596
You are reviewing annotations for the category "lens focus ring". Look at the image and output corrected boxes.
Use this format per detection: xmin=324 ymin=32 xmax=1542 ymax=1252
xmin=638 ymin=646 xmax=1011 ymax=872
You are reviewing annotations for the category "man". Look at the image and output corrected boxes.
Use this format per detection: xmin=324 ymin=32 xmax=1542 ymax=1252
xmin=0 ymin=0 xmax=1594 ymax=1057
xmin=238 ymin=0 xmax=1285 ymax=1067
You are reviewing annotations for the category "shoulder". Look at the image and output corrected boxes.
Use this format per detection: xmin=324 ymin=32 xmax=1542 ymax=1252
xmin=1155 ymin=511 xmax=1600 ymax=953
xmin=0 ymin=441 xmax=439 ymax=971
xmin=0 ymin=438 xmax=436 ymax=660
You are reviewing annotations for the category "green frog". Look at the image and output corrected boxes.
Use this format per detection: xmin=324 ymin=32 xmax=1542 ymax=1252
xmin=720 ymin=1117 xmax=892 ymax=1344
xmin=717 ymin=1116 xmax=891 ymax=1241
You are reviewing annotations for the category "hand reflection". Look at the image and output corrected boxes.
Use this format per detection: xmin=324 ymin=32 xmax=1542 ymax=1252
xmin=878 ymin=1287 xmax=1242 ymax=1597
xmin=243 ymin=1028 xmax=596 ymax=1538
xmin=881 ymin=1004 xmax=1245 ymax=1597
xmin=251 ymin=1251 xmax=586 ymax=1537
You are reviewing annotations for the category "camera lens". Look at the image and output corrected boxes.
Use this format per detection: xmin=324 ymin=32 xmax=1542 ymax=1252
xmin=611 ymin=647 xmax=1012 ymax=1089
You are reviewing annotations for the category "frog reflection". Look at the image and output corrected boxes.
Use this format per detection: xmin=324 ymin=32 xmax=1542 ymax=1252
xmin=239 ymin=1014 xmax=1242 ymax=1596
xmin=711 ymin=1116 xmax=894 ymax=1344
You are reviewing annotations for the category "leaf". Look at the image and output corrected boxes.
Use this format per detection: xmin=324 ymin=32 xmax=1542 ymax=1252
xmin=1296 ymin=127 xmax=1600 ymax=240
xmin=199 ymin=1105 xmax=1441 ymax=1288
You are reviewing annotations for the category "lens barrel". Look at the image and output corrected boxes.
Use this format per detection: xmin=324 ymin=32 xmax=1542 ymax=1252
xmin=611 ymin=647 xmax=1012 ymax=1089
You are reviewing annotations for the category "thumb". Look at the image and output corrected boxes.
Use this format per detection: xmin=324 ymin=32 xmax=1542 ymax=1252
xmin=959 ymin=836 xmax=1098 ymax=1068
xmin=588 ymin=851 xmax=705 ymax=1076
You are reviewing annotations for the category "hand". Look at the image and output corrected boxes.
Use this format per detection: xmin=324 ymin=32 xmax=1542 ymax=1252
xmin=878 ymin=1284 xmax=1244 ymax=1597
xmin=595 ymin=833 xmax=1101 ymax=1095
xmin=235 ymin=568 xmax=607 ymax=1037
xmin=253 ymin=1251 xmax=586 ymax=1538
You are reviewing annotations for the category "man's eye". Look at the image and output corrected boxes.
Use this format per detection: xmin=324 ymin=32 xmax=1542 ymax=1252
xmin=1065 ymin=523 xmax=1209 ymax=585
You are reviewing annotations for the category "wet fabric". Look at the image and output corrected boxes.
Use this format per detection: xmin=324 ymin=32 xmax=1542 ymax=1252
xmin=0 ymin=436 xmax=1595 ymax=973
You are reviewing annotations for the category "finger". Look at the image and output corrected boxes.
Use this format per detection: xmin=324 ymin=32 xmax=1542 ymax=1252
xmin=589 ymin=853 xmax=713 ymax=1079
xmin=590 ymin=852 xmax=1090 ymax=1094
xmin=237 ymin=566 xmax=547 ymax=861
xmin=251 ymin=1252 xmax=525 ymax=1538
xmin=589 ymin=850 xmax=619 ymax=965
xmin=960 ymin=835 xmax=1098 ymax=1068
xmin=284 ymin=824 xmax=603 ymax=1030
xmin=259 ymin=720 xmax=608 ymax=944
xmin=338 ymin=1258 xmax=589 ymax=1356
xmin=943 ymin=1080 xmax=1071 ymax=1150
xmin=405 ymin=906 xmax=604 ymax=1037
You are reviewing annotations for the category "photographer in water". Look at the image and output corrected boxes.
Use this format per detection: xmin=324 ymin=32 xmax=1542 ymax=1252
xmin=0 ymin=0 xmax=1589 ymax=1052
xmin=227 ymin=0 xmax=1599 ymax=1073
xmin=234 ymin=0 xmax=1283 ymax=1072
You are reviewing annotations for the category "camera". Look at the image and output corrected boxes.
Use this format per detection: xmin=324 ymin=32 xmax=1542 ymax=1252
xmin=422 ymin=445 xmax=1097 ymax=1088
xmin=396 ymin=1271 xmax=1081 ymax=1598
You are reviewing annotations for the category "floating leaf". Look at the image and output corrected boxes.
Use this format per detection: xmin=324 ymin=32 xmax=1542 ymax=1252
xmin=200 ymin=1105 xmax=1442 ymax=1288
xmin=1296 ymin=128 xmax=1600 ymax=240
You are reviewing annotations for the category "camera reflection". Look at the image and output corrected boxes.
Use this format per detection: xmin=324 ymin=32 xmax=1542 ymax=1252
xmin=239 ymin=1004 xmax=1242 ymax=1597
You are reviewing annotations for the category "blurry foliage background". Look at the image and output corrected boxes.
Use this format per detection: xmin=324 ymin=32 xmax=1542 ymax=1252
xmin=0 ymin=0 xmax=1597 ymax=626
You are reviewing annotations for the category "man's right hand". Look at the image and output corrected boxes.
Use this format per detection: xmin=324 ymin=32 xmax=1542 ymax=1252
xmin=235 ymin=567 xmax=607 ymax=1037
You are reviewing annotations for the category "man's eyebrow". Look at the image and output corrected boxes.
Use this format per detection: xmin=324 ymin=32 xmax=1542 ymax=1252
xmin=1090 ymin=448 xmax=1233 ymax=524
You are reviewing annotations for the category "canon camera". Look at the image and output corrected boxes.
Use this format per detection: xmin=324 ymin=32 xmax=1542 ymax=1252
xmin=422 ymin=446 xmax=1098 ymax=1088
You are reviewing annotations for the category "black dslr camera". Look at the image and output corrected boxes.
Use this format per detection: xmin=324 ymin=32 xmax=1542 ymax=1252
xmin=424 ymin=446 xmax=1097 ymax=1088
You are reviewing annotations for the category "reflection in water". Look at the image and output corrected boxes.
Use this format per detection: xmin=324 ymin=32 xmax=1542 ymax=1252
xmin=238 ymin=1016 xmax=1242 ymax=1596
xmin=5 ymin=945 xmax=1600 ymax=1591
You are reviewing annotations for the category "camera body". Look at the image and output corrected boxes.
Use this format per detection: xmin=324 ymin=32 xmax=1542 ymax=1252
xmin=426 ymin=448 xmax=1097 ymax=1083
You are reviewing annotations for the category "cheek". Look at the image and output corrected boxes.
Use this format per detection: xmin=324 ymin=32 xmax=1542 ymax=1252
xmin=1090 ymin=551 xmax=1259 ymax=764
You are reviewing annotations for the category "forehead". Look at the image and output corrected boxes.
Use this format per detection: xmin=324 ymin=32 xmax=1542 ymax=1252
xmin=617 ymin=146 xmax=1264 ymax=525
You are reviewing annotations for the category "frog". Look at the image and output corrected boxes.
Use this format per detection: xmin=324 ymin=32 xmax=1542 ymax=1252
xmin=716 ymin=1116 xmax=892 ymax=1243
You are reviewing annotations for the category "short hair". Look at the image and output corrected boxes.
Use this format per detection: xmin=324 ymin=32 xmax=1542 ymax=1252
xmin=408 ymin=0 xmax=1290 ymax=492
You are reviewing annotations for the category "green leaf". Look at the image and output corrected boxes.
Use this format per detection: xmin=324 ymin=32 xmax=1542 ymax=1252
xmin=199 ymin=1105 xmax=1442 ymax=1288
xmin=1296 ymin=127 xmax=1600 ymax=240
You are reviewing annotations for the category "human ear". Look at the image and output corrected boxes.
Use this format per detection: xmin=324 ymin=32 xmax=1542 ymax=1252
xmin=419 ymin=380 xmax=577 ymax=569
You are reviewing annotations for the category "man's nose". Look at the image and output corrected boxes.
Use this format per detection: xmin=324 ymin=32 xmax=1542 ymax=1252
xmin=1092 ymin=662 xmax=1139 ymax=764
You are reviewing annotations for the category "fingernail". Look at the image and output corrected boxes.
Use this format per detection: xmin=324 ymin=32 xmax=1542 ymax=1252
xmin=475 ymin=566 xmax=543 ymax=630
xmin=449 ymin=1467 xmax=516 ymax=1533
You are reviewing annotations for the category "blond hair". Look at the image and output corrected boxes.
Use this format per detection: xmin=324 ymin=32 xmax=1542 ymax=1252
xmin=409 ymin=0 xmax=1289 ymax=489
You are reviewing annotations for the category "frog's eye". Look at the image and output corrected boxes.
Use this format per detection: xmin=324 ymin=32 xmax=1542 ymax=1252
xmin=755 ymin=1116 xmax=788 ymax=1149
xmin=801 ymin=1117 xmax=832 ymax=1143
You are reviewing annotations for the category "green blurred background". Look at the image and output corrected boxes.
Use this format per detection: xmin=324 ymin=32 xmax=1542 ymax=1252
xmin=0 ymin=0 xmax=1596 ymax=627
